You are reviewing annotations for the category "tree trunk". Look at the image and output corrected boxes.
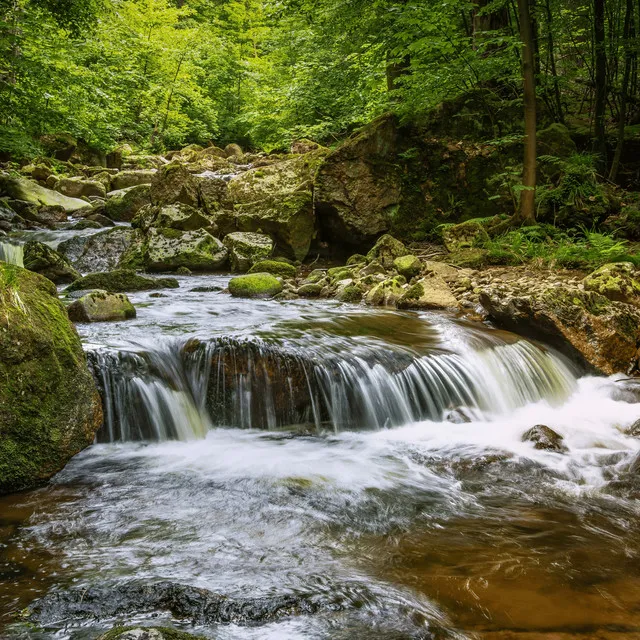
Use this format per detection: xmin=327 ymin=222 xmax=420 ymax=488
xmin=544 ymin=0 xmax=564 ymax=122
xmin=608 ymin=0 xmax=634 ymax=181
xmin=593 ymin=0 xmax=608 ymax=171
xmin=517 ymin=0 xmax=537 ymax=224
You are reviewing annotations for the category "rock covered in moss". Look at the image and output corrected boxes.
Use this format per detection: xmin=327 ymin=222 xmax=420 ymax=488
xmin=224 ymin=232 xmax=273 ymax=272
xmin=583 ymin=262 xmax=640 ymax=303
xmin=0 ymin=264 xmax=102 ymax=494
xmin=23 ymin=240 xmax=80 ymax=284
xmin=67 ymin=290 xmax=136 ymax=322
xmin=145 ymin=228 xmax=228 ymax=272
xmin=297 ymin=282 xmax=323 ymax=297
xmin=111 ymin=169 xmax=156 ymax=191
xmin=442 ymin=220 xmax=489 ymax=252
xmin=366 ymin=234 xmax=408 ymax=269
xmin=249 ymin=259 xmax=296 ymax=278
xmin=365 ymin=276 xmax=406 ymax=306
xmin=105 ymin=184 xmax=151 ymax=222
xmin=479 ymin=285 xmax=640 ymax=375
xmin=150 ymin=162 xmax=199 ymax=207
xmin=393 ymin=254 xmax=422 ymax=279
xmin=55 ymin=176 xmax=106 ymax=200
xmin=336 ymin=282 xmax=364 ymax=303
xmin=66 ymin=269 xmax=179 ymax=293
xmin=398 ymin=275 xmax=459 ymax=310
xmin=98 ymin=627 xmax=206 ymax=640
xmin=0 ymin=174 xmax=91 ymax=214
xmin=64 ymin=227 xmax=145 ymax=273
xmin=522 ymin=425 xmax=568 ymax=453
xmin=537 ymin=123 xmax=577 ymax=158
xmin=228 ymin=272 xmax=283 ymax=298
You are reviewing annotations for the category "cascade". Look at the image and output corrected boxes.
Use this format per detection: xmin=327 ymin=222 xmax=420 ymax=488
xmin=0 ymin=241 xmax=24 ymax=267
xmin=89 ymin=333 xmax=577 ymax=442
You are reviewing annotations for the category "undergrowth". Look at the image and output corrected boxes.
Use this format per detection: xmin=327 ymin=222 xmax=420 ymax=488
xmin=480 ymin=225 xmax=640 ymax=270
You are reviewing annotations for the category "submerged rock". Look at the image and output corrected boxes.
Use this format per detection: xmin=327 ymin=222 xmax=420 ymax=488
xmin=522 ymin=425 xmax=568 ymax=453
xmin=67 ymin=290 xmax=136 ymax=322
xmin=625 ymin=419 xmax=640 ymax=437
xmin=0 ymin=265 xmax=102 ymax=494
xmin=224 ymin=232 xmax=273 ymax=272
xmin=228 ymin=273 xmax=283 ymax=298
xmin=98 ymin=627 xmax=205 ymax=640
xmin=23 ymin=240 xmax=80 ymax=284
xmin=67 ymin=269 xmax=179 ymax=293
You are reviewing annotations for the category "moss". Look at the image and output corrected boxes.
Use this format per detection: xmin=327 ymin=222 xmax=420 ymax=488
xmin=297 ymin=282 xmax=323 ymax=296
xmin=403 ymin=282 xmax=425 ymax=301
xmin=366 ymin=234 xmax=407 ymax=268
xmin=346 ymin=254 xmax=367 ymax=265
xmin=249 ymin=260 xmax=296 ymax=278
xmin=228 ymin=273 xmax=283 ymax=298
xmin=67 ymin=291 xmax=137 ymax=322
xmin=66 ymin=269 xmax=179 ymax=293
xmin=393 ymin=254 xmax=422 ymax=278
xmin=0 ymin=265 xmax=101 ymax=494
xmin=337 ymin=284 xmax=364 ymax=303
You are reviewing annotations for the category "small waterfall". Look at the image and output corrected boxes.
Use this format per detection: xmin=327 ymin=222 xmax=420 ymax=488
xmin=0 ymin=241 xmax=24 ymax=267
xmin=89 ymin=334 xmax=577 ymax=442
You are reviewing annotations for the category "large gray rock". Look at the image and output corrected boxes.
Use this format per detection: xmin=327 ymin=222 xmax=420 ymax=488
xmin=0 ymin=174 xmax=91 ymax=214
xmin=145 ymin=228 xmax=228 ymax=272
xmin=223 ymin=232 xmax=273 ymax=272
xmin=66 ymin=227 xmax=145 ymax=273
xmin=55 ymin=177 xmax=106 ymax=200
xmin=23 ymin=240 xmax=80 ymax=284
xmin=149 ymin=162 xmax=199 ymax=207
xmin=111 ymin=169 xmax=156 ymax=191
xmin=105 ymin=184 xmax=151 ymax=222
xmin=134 ymin=203 xmax=212 ymax=232
xmin=67 ymin=290 xmax=136 ymax=322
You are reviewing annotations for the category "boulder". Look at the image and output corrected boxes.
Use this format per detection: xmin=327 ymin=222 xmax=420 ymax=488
xmin=442 ymin=220 xmax=489 ymax=252
xmin=69 ymin=219 xmax=103 ymax=230
xmin=145 ymin=228 xmax=228 ymax=272
xmin=625 ymin=419 xmax=640 ymax=437
xmin=196 ymin=174 xmax=230 ymax=214
xmin=65 ymin=227 xmax=145 ymax=273
xmin=248 ymin=260 xmax=296 ymax=278
xmin=86 ymin=213 xmax=115 ymax=227
xmin=228 ymin=273 xmax=283 ymax=298
xmin=366 ymin=234 xmax=408 ymax=269
xmin=39 ymin=133 xmax=76 ymax=161
xmin=583 ymin=262 xmax=640 ymax=303
xmin=111 ymin=170 xmax=156 ymax=191
xmin=423 ymin=260 xmax=460 ymax=282
xmin=297 ymin=282 xmax=323 ymax=297
xmin=23 ymin=240 xmax=80 ymax=284
xmin=105 ymin=185 xmax=151 ymax=222
xmin=0 ymin=265 xmax=102 ymax=494
xmin=98 ymin=627 xmax=205 ymax=640
xmin=336 ymin=283 xmax=365 ymax=303
xmin=365 ymin=276 xmax=406 ymax=307
xmin=537 ymin=123 xmax=577 ymax=158
xmin=66 ymin=270 xmax=179 ymax=293
xmin=223 ymin=232 xmax=273 ymax=272
xmin=479 ymin=285 xmax=640 ymax=375
xmin=148 ymin=203 xmax=212 ymax=232
xmin=397 ymin=275 xmax=459 ymax=310
xmin=393 ymin=254 xmax=423 ymax=279
xmin=55 ymin=177 xmax=106 ymax=200
xmin=291 ymin=139 xmax=322 ymax=154
xmin=149 ymin=162 xmax=199 ymax=207
xmin=224 ymin=143 xmax=243 ymax=159
xmin=522 ymin=425 xmax=568 ymax=453
xmin=67 ymin=291 xmax=136 ymax=322
xmin=0 ymin=174 xmax=91 ymax=214
xmin=235 ymin=191 xmax=314 ymax=261
xmin=314 ymin=115 xmax=401 ymax=246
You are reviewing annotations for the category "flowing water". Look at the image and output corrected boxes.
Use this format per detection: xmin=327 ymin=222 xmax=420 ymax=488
xmin=0 ymin=241 xmax=23 ymax=267
xmin=2 ymin=256 xmax=640 ymax=639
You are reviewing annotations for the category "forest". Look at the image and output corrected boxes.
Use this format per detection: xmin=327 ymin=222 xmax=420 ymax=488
xmin=2 ymin=1 xmax=640 ymax=640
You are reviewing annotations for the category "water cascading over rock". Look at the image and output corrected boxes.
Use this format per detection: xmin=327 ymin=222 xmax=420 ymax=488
xmin=0 ymin=240 xmax=24 ymax=266
xmin=89 ymin=333 xmax=577 ymax=442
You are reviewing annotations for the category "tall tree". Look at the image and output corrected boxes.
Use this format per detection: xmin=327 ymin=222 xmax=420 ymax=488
xmin=593 ymin=0 xmax=608 ymax=170
xmin=517 ymin=0 xmax=537 ymax=223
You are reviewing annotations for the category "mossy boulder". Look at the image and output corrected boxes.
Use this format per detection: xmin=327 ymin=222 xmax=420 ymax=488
xmin=145 ymin=228 xmax=228 ymax=272
xmin=583 ymin=262 xmax=640 ymax=303
xmin=0 ymin=264 xmax=102 ymax=494
xmin=235 ymin=191 xmax=314 ymax=261
xmin=67 ymin=290 xmax=136 ymax=322
xmin=393 ymin=254 xmax=422 ymax=279
xmin=228 ymin=272 xmax=283 ymax=298
xmin=365 ymin=276 xmax=406 ymax=306
xmin=66 ymin=269 xmax=179 ymax=293
xmin=55 ymin=177 xmax=106 ymax=200
xmin=297 ymin=282 xmax=323 ymax=297
xmin=0 ymin=174 xmax=91 ymax=214
xmin=537 ymin=123 xmax=577 ymax=158
xmin=98 ymin=627 xmax=206 ymax=640
xmin=248 ymin=259 xmax=297 ymax=278
xmin=442 ymin=220 xmax=489 ymax=252
xmin=64 ymin=227 xmax=145 ymax=273
xmin=336 ymin=283 xmax=365 ymax=303
xmin=366 ymin=234 xmax=408 ymax=269
xmin=149 ymin=162 xmax=199 ymax=207
xmin=105 ymin=185 xmax=151 ymax=222
xmin=223 ymin=232 xmax=274 ymax=272
xmin=111 ymin=169 xmax=156 ymax=191
xmin=23 ymin=240 xmax=80 ymax=284
xmin=133 ymin=203 xmax=212 ymax=232
xmin=397 ymin=275 xmax=459 ymax=310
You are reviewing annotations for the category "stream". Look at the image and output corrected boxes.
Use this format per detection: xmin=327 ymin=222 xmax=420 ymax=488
xmin=1 ymin=231 xmax=640 ymax=639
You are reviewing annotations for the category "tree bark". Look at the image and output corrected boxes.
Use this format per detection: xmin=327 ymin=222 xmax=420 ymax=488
xmin=593 ymin=0 xmax=608 ymax=171
xmin=517 ymin=0 xmax=537 ymax=224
